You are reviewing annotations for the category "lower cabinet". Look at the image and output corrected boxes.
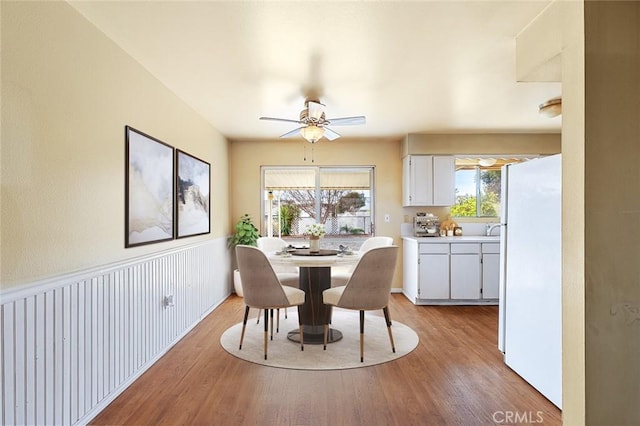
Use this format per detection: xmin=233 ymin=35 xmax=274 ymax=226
xmin=418 ymin=244 xmax=450 ymax=299
xmin=450 ymin=246 xmax=482 ymax=299
xmin=481 ymin=243 xmax=500 ymax=299
xmin=403 ymin=239 xmax=499 ymax=305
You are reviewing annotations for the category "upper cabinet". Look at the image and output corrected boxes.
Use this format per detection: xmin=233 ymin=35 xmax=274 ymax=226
xmin=402 ymin=155 xmax=455 ymax=206
xmin=403 ymin=155 xmax=432 ymax=206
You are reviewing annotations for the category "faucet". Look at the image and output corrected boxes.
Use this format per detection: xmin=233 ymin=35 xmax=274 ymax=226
xmin=486 ymin=223 xmax=501 ymax=236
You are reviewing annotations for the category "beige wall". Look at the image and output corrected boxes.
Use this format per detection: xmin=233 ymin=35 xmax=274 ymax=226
xmin=1 ymin=1 xmax=229 ymax=288
xmin=559 ymin=0 xmax=586 ymax=422
xmin=583 ymin=2 xmax=639 ymax=423
xmin=402 ymin=133 xmax=561 ymax=157
xmin=562 ymin=1 xmax=639 ymax=423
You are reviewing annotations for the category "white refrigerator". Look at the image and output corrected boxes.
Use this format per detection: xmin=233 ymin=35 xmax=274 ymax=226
xmin=497 ymin=154 xmax=562 ymax=408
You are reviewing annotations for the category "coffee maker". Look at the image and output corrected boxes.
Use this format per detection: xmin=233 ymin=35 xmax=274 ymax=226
xmin=413 ymin=213 xmax=440 ymax=237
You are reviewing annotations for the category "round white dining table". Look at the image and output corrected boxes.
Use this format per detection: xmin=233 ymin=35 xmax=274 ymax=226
xmin=268 ymin=249 xmax=361 ymax=344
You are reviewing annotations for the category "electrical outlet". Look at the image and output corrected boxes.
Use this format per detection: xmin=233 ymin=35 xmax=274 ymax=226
xmin=163 ymin=295 xmax=174 ymax=308
xmin=384 ymin=214 xmax=390 ymax=223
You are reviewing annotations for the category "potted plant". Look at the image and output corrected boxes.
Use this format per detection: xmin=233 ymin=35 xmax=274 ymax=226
xmin=228 ymin=213 xmax=260 ymax=248
xmin=229 ymin=214 xmax=260 ymax=296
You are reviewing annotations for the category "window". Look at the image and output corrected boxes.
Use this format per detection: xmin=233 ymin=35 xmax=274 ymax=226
xmin=451 ymin=157 xmax=532 ymax=218
xmin=262 ymin=166 xmax=375 ymax=247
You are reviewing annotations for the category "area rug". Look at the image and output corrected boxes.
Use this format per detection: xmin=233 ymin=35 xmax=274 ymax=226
xmin=220 ymin=308 xmax=419 ymax=370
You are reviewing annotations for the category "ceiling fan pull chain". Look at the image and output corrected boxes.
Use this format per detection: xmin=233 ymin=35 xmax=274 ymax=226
xmin=312 ymin=146 xmax=315 ymax=163
xmin=303 ymin=144 xmax=307 ymax=162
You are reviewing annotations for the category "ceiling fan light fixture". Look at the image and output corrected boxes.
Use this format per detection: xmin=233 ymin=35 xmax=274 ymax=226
xmin=260 ymin=99 xmax=365 ymax=143
xmin=539 ymin=97 xmax=562 ymax=118
xmin=300 ymin=125 xmax=324 ymax=143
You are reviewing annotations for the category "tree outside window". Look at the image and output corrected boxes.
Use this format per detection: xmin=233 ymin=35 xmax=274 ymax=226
xmin=451 ymin=157 xmax=534 ymax=218
xmin=451 ymin=167 xmax=501 ymax=217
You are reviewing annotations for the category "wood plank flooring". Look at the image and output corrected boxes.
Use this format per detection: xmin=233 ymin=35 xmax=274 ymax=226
xmin=90 ymin=294 xmax=561 ymax=425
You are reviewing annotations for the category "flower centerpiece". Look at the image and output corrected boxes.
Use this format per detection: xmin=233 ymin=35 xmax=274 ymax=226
xmin=304 ymin=223 xmax=326 ymax=253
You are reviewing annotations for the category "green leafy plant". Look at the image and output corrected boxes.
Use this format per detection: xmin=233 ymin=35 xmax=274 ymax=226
xmin=279 ymin=203 xmax=300 ymax=236
xmin=228 ymin=214 xmax=260 ymax=248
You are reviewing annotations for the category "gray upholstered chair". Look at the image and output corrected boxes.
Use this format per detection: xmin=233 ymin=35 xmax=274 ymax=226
xmin=256 ymin=236 xmax=299 ymax=323
xmin=331 ymin=236 xmax=394 ymax=287
xmin=322 ymin=245 xmax=399 ymax=362
xmin=235 ymin=245 xmax=306 ymax=359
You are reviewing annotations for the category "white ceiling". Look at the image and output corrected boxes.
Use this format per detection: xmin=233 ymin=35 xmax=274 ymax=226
xmin=69 ymin=0 xmax=562 ymax=141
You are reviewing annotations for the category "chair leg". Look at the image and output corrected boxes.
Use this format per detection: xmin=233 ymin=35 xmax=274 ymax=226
xmin=297 ymin=306 xmax=304 ymax=352
xmin=263 ymin=308 xmax=269 ymax=360
xmin=360 ymin=310 xmax=365 ymax=362
xmin=270 ymin=309 xmax=274 ymax=340
xmin=259 ymin=308 xmax=280 ymax=329
xmin=239 ymin=306 xmax=250 ymax=350
xmin=383 ymin=306 xmax=396 ymax=353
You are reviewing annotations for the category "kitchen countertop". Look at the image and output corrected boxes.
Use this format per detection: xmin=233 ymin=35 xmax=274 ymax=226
xmin=402 ymin=235 xmax=500 ymax=243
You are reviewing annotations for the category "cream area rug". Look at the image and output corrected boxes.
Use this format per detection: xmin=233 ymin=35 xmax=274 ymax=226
xmin=220 ymin=308 xmax=419 ymax=370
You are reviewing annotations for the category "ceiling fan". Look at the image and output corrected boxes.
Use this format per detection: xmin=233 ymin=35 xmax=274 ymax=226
xmin=260 ymin=99 xmax=366 ymax=143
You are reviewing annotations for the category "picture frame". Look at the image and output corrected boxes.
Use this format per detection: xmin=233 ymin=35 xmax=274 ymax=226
xmin=125 ymin=126 xmax=175 ymax=247
xmin=176 ymin=149 xmax=210 ymax=238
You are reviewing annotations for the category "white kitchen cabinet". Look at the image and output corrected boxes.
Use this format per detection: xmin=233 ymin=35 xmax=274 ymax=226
xmin=402 ymin=237 xmax=500 ymax=305
xmin=450 ymin=244 xmax=481 ymax=299
xmin=432 ymin=156 xmax=456 ymax=206
xmin=402 ymin=155 xmax=455 ymax=206
xmin=481 ymin=243 xmax=500 ymax=299
xmin=402 ymin=238 xmax=419 ymax=301
xmin=402 ymin=155 xmax=432 ymax=206
xmin=418 ymin=244 xmax=450 ymax=299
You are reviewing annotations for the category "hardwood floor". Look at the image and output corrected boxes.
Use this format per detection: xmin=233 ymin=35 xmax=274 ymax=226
xmin=90 ymin=294 xmax=561 ymax=425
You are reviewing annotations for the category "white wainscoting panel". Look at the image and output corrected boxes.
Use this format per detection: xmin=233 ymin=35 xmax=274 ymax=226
xmin=1 ymin=238 xmax=231 ymax=425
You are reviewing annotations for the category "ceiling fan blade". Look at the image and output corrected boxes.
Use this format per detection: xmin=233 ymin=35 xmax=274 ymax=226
xmin=323 ymin=127 xmax=341 ymax=141
xmin=279 ymin=127 xmax=303 ymax=138
xmin=326 ymin=116 xmax=366 ymax=126
xmin=260 ymin=116 xmax=302 ymax=124
xmin=307 ymin=101 xmax=325 ymax=120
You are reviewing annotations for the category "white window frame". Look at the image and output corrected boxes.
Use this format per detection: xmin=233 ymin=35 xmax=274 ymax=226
xmin=260 ymin=165 xmax=376 ymax=238
xmin=451 ymin=155 xmax=538 ymax=219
